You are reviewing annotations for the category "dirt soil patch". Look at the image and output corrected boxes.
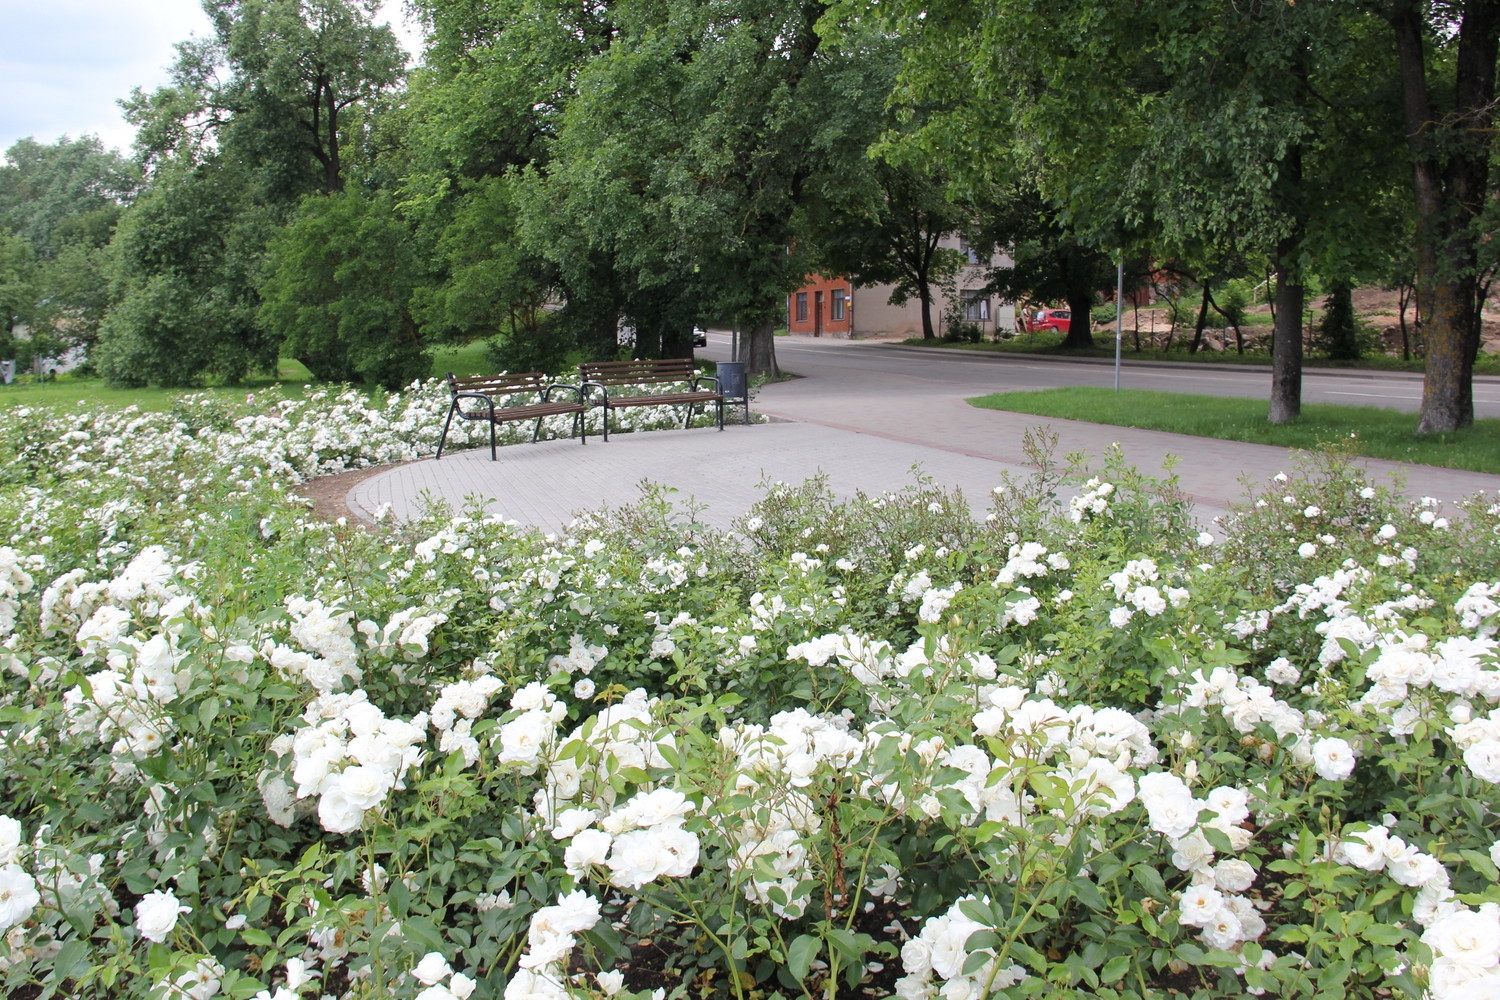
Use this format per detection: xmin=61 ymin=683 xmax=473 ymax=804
xmin=292 ymin=463 xmax=398 ymax=524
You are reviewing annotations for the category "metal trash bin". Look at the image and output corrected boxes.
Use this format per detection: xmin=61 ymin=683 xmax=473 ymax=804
xmin=715 ymin=360 xmax=750 ymax=424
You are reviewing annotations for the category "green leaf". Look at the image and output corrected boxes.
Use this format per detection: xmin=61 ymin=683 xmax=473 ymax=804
xmin=787 ymin=934 xmax=819 ymax=982
xmin=1100 ymin=955 xmax=1130 ymax=983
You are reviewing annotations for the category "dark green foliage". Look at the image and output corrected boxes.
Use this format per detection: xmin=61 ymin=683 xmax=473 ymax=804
xmin=260 ymin=191 xmax=430 ymax=388
xmin=98 ymin=162 xmax=280 ymax=387
xmin=1317 ymin=281 xmax=1363 ymax=361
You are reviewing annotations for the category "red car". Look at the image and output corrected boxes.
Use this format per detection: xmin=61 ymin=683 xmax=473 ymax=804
xmin=1026 ymin=308 xmax=1072 ymax=333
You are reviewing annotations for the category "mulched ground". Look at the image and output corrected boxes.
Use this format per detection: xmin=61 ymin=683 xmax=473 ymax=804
xmin=291 ymin=463 xmax=398 ymax=524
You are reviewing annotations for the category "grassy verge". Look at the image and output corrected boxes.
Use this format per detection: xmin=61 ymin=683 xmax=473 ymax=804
xmin=969 ymin=387 xmax=1500 ymax=474
xmin=0 ymin=343 xmax=503 ymax=413
xmin=907 ymin=334 xmax=1500 ymax=376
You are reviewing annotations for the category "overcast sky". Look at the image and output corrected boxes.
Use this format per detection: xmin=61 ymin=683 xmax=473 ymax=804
xmin=0 ymin=0 xmax=421 ymax=157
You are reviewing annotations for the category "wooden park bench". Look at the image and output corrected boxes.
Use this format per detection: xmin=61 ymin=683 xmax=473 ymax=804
xmin=579 ymin=359 xmax=724 ymax=442
xmin=436 ymin=372 xmax=589 ymax=461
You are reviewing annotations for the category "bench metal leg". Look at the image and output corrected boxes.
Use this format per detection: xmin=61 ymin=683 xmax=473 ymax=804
xmin=717 ymin=395 xmax=724 ymax=431
xmin=437 ymin=403 xmax=456 ymax=459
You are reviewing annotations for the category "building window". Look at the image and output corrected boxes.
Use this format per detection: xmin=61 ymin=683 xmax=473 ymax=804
xmin=831 ymin=288 xmax=846 ymax=321
xmin=795 ymin=292 xmax=808 ymax=322
xmin=961 ymin=291 xmax=990 ymax=322
xmin=959 ymin=239 xmax=981 ymax=265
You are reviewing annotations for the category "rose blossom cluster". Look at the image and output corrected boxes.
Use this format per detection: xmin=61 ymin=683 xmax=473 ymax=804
xmin=1104 ymin=557 xmax=1190 ymax=628
xmin=717 ymin=709 xmax=865 ymax=916
xmin=407 ymin=951 xmax=478 ymax=1000
xmin=503 ymin=890 xmax=602 ymax=1000
xmin=530 ymin=688 xmax=671 ymax=827
xmin=263 ymin=689 xmax=428 ymax=833
xmin=428 ymin=673 xmax=508 ymax=767
xmin=269 ymin=597 xmax=363 ymax=694
xmin=895 ymin=895 xmax=1029 ymax=1000
xmin=0 ymin=817 xmax=39 ymax=937
xmin=555 ymin=787 xmax=699 ymax=890
xmin=1137 ymin=774 xmax=1270 ymax=959
xmin=1068 ymin=477 xmax=1115 ymax=522
xmin=0 ymin=546 xmax=36 ymax=639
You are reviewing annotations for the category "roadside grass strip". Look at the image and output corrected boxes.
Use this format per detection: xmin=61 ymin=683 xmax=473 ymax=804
xmin=970 ymin=387 xmax=1500 ymax=474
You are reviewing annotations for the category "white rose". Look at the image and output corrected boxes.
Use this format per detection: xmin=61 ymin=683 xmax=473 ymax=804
xmin=0 ymin=865 xmax=40 ymax=932
xmin=1334 ymin=826 xmax=1389 ymax=871
xmin=1423 ymin=909 xmax=1500 ymax=968
xmin=1144 ymin=793 xmax=1200 ymax=840
xmin=0 ymin=816 xmax=21 ymax=865
xmin=337 ymin=765 xmax=394 ymax=811
xmin=1465 ymin=741 xmax=1500 ymax=783
xmin=317 ymin=783 xmax=366 ymax=834
xmin=412 ymin=952 xmax=453 ymax=985
xmin=1177 ymin=885 xmax=1223 ymax=927
xmin=564 ymin=829 xmax=613 ymax=877
xmin=135 ymin=888 xmax=191 ymax=942
xmin=1213 ymin=859 xmax=1256 ymax=893
xmin=1311 ymin=737 xmax=1356 ymax=781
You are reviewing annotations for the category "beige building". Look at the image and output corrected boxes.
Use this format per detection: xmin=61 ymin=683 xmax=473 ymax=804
xmin=788 ymin=238 xmax=1017 ymax=339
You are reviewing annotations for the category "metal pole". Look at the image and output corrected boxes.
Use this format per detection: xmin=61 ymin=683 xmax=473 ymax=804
xmin=1114 ymin=258 xmax=1124 ymax=391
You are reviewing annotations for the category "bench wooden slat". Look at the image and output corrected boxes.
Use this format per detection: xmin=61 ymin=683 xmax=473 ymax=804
xmin=437 ymin=371 xmax=588 ymax=460
xmin=578 ymin=359 xmax=723 ymax=440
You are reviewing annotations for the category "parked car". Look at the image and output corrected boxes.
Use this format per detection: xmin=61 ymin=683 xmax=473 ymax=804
xmin=693 ymin=327 xmax=708 ymax=347
xmin=1026 ymin=308 xmax=1071 ymax=333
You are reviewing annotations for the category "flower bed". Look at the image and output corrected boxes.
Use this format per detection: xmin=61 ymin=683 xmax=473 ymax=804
xmin=2 ymin=384 xmax=1499 ymax=1000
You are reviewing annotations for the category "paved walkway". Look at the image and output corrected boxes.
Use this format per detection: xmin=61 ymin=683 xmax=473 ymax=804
xmin=348 ymin=340 xmax=1500 ymax=534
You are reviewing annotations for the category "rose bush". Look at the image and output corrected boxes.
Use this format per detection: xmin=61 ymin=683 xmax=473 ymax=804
xmin=1 ymin=383 xmax=1499 ymax=1000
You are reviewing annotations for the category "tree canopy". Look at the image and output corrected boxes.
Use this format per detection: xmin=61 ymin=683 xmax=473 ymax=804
xmin=4 ymin=0 xmax=1496 ymax=436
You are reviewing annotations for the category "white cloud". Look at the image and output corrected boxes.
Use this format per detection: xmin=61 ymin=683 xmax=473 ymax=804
xmin=0 ymin=0 xmax=421 ymax=158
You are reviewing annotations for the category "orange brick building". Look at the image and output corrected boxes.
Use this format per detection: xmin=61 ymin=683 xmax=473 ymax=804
xmin=787 ymin=275 xmax=853 ymax=336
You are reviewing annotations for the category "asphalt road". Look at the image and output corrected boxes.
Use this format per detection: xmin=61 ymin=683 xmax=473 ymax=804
xmin=718 ymin=333 xmax=1500 ymax=419
xmin=692 ymin=331 xmax=1500 ymax=518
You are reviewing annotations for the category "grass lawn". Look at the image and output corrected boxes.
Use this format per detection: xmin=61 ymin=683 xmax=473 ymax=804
xmin=969 ymin=387 xmax=1500 ymax=474
xmin=0 ymin=342 xmax=499 ymax=413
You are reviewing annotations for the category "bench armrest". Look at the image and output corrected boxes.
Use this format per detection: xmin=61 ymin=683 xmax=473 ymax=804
xmin=580 ymin=380 xmax=610 ymax=405
xmin=692 ymin=373 xmax=721 ymax=393
xmin=454 ymin=391 xmax=498 ymax=405
xmin=542 ymin=382 xmax=586 ymax=404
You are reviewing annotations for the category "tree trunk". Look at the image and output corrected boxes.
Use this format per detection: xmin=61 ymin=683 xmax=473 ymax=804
xmin=918 ymin=283 xmax=936 ymax=339
xmin=323 ymin=83 xmax=343 ymax=194
xmin=1391 ymin=0 xmax=1496 ymax=433
xmin=1061 ymin=290 xmax=1095 ymax=350
xmin=1268 ymin=244 xmax=1303 ymax=424
xmin=746 ymin=318 xmax=779 ymax=377
xmin=1190 ymin=280 xmax=1211 ymax=354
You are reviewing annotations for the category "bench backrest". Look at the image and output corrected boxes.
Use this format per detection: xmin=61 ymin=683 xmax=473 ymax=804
xmin=579 ymin=359 xmax=697 ymax=386
xmin=448 ymin=372 xmax=548 ymax=397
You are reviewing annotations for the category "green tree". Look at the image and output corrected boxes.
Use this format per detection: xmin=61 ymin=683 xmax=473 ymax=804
xmin=125 ymin=0 xmax=405 ymax=196
xmin=260 ymin=190 xmax=431 ymax=387
xmin=526 ymin=0 xmax=891 ymax=374
xmin=0 ymin=231 xmax=36 ymax=343
xmin=0 ymin=136 xmax=138 ymax=258
xmin=875 ymin=0 xmax=1402 ymax=422
xmin=104 ymin=0 xmax=407 ymax=386
xmin=97 ymin=161 xmax=279 ymax=386
xmin=809 ymin=154 xmax=968 ymax=342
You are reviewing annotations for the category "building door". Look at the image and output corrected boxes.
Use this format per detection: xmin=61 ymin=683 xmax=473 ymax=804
xmin=814 ymin=291 xmax=824 ymax=337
